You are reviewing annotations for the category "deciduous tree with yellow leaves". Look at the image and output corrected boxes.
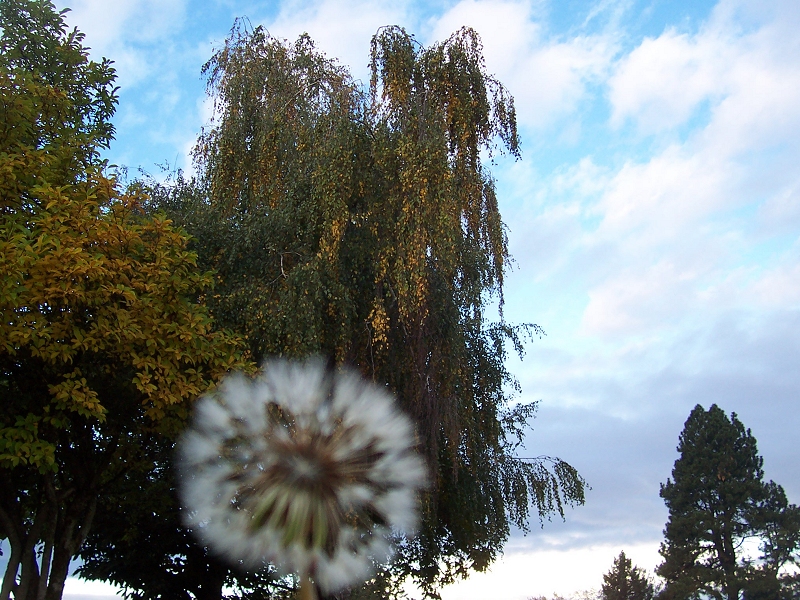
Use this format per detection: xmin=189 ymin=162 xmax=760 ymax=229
xmin=0 ymin=2 xmax=245 ymax=599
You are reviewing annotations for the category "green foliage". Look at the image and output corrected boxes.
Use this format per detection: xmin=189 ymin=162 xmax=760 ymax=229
xmin=157 ymin=23 xmax=584 ymax=596
xmin=601 ymin=551 xmax=655 ymax=600
xmin=657 ymin=405 xmax=800 ymax=600
xmin=0 ymin=0 xmax=116 ymax=167
xmin=0 ymin=3 xmax=246 ymax=599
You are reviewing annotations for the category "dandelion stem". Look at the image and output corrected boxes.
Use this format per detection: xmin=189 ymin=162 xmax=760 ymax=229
xmin=298 ymin=573 xmax=317 ymax=600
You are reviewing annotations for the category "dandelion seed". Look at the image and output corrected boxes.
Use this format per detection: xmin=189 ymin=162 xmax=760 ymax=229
xmin=177 ymin=359 xmax=427 ymax=596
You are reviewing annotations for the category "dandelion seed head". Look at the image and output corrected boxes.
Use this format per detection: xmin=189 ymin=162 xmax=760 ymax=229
xmin=178 ymin=358 xmax=427 ymax=593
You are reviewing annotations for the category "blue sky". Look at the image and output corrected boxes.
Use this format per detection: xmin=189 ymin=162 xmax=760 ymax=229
xmin=48 ymin=0 xmax=800 ymax=598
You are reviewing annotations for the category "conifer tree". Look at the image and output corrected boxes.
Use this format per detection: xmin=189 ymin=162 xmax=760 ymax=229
xmin=600 ymin=551 xmax=654 ymax=600
xmin=658 ymin=404 xmax=800 ymax=600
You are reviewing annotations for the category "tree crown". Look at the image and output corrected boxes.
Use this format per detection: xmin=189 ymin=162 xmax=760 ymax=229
xmin=658 ymin=404 xmax=800 ymax=600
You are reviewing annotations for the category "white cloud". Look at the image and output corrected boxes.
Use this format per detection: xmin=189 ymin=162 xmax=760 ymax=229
xmin=582 ymin=261 xmax=701 ymax=335
xmin=494 ymin=15 xmax=800 ymax=564
xmin=563 ymin=0 xmax=800 ymax=337
xmin=237 ymin=0 xmax=616 ymax=132
xmin=427 ymin=0 xmax=541 ymax=65
xmin=750 ymin=258 xmax=800 ymax=308
xmin=66 ymin=0 xmax=186 ymax=47
xmin=758 ymin=182 xmax=800 ymax=233
xmin=608 ymin=29 xmax=725 ymax=132
xmin=429 ymin=0 xmax=614 ymax=129
xmin=262 ymin=0 xmax=413 ymax=84
xmin=593 ymin=147 xmax=732 ymax=243
xmin=63 ymin=575 xmax=122 ymax=599
xmin=436 ymin=542 xmax=661 ymax=599
xmin=58 ymin=0 xmax=187 ymax=87
xmin=608 ymin=0 xmax=800 ymax=144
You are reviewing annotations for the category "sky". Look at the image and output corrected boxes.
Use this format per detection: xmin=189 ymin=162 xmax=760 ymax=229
xmin=39 ymin=0 xmax=800 ymax=598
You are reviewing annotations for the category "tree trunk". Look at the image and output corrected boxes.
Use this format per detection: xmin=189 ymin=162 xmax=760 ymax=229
xmin=0 ymin=477 xmax=60 ymax=600
xmin=0 ymin=503 xmax=22 ymax=600
xmin=43 ymin=542 xmax=71 ymax=600
xmin=36 ymin=513 xmax=56 ymax=600
xmin=193 ymin=575 xmax=225 ymax=600
xmin=16 ymin=501 xmax=57 ymax=600
xmin=717 ymin=517 xmax=740 ymax=600
xmin=18 ymin=544 xmax=40 ymax=600
xmin=1 ymin=549 xmax=20 ymax=600
xmin=44 ymin=493 xmax=97 ymax=600
xmin=37 ymin=481 xmax=59 ymax=600
xmin=186 ymin=546 xmax=227 ymax=600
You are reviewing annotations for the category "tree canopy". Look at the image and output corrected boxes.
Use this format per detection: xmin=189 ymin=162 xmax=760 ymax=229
xmin=77 ymin=22 xmax=586 ymax=598
xmin=0 ymin=2 xmax=245 ymax=598
xmin=191 ymin=22 xmax=585 ymax=595
xmin=600 ymin=551 xmax=655 ymax=600
xmin=657 ymin=404 xmax=800 ymax=600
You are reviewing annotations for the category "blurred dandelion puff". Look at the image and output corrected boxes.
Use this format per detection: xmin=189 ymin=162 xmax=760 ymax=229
xmin=177 ymin=359 xmax=427 ymax=597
